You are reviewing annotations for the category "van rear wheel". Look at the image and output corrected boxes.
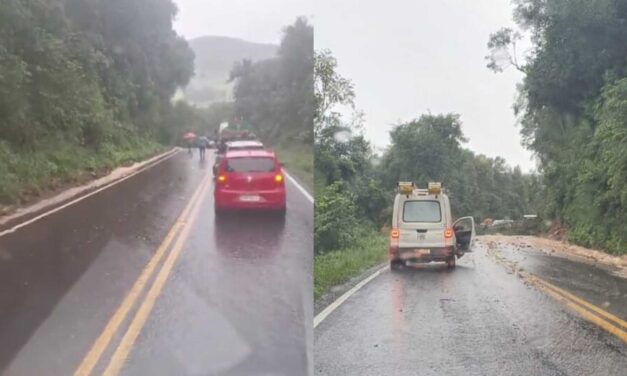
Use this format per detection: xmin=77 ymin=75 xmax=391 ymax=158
xmin=446 ymin=257 xmax=456 ymax=269
xmin=390 ymin=260 xmax=404 ymax=271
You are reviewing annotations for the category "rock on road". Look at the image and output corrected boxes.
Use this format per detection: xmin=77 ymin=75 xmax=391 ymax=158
xmin=314 ymin=238 xmax=627 ymax=376
xmin=0 ymin=150 xmax=313 ymax=376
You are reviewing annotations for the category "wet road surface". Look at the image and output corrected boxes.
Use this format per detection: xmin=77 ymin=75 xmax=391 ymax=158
xmin=493 ymin=238 xmax=627 ymax=322
xmin=314 ymin=238 xmax=627 ymax=376
xmin=0 ymin=150 xmax=313 ymax=376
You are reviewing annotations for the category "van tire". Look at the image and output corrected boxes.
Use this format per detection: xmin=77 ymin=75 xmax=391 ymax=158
xmin=446 ymin=257 xmax=456 ymax=269
xmin=390 ymin=260 xmax=404 ymax=271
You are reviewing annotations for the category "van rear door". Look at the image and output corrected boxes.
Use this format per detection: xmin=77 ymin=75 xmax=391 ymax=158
xmin=398 ymin=199 xmax=446 ymax=249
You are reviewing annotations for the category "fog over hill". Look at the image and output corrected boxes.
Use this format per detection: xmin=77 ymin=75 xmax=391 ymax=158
xmin=183 ymin=36 xmax=277 ymax=106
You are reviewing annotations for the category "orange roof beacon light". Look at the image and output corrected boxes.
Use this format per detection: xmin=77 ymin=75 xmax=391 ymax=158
xmin=398 ymin=182 xmax=414 ymax=196
xmin=428 ymin=182 xmax=442 ymax=195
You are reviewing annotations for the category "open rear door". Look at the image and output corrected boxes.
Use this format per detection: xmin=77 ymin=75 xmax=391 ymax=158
xmin=453 ymin=216 xmax=475 ymax=253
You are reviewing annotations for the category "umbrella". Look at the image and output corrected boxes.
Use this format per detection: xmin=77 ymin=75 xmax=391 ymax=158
xmin=183 ymin=132 xmax=196 ymax=140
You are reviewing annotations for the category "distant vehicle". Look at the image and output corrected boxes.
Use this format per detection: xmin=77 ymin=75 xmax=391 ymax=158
xmin=219 ymin=130 xmax=256 ymax=142
xmin=389 ymin=182 xmax=475 ymax=270
xmin=226 ymin=140 xmax=264 ymax=152
xmin=214 ymin=149 xmax=286 ymax=216
xmin=492 ymin=219 xmax=514 ymax=227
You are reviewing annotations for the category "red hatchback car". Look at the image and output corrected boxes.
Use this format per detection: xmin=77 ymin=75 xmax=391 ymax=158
xmin=214 ymin=149 xmax=286 ymax=216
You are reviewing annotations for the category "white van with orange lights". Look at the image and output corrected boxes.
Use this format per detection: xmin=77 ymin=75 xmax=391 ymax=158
xmin=389 ymin=182 xmax=475 ymax=269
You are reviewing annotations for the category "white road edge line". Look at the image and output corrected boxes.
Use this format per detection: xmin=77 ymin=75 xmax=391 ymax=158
xmin=314 ymin=265 xmax=389 ymax=328
xmin=284 ymin=171 xmax=313 ymax=203
xmin=0 ymin=149 xmax=179 ymax=238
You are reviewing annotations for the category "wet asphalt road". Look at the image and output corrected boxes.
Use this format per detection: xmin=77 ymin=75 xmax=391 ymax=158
xmin=314 ymin=238 xmax=627 ymax=376
xmin=494 ymin=239 xmax=627 ymax=323
xmin=0 ymin=150 xmax=313 ymax=376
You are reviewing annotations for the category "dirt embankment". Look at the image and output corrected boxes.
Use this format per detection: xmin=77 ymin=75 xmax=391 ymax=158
xmin=480 ymin=235 xmax=627 ymax=276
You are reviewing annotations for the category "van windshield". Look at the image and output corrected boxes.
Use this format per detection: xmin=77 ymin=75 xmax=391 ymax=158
xmin=403 ymin=200 xmax=442 ymax=222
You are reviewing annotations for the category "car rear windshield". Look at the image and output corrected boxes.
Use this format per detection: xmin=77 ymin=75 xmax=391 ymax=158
xmin=226 ymin=157 xmax=275 ymax=172
xmin=403 ymin=200 xmax=442 ymax=223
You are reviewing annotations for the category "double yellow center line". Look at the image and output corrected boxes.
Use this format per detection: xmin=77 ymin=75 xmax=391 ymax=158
xmin=524 ymin=273 xmax=627 ymax=343
xmin=488 ymin=245 xmax=627 ymax=343
xmin=74 ymin=171 xmax=212 ymax=376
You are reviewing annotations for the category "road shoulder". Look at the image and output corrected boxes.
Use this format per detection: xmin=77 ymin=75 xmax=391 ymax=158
xmin=314 ymin=261 xmax=386 ymax=316
xmin=0 ymin=148 xmax=179 ymax=233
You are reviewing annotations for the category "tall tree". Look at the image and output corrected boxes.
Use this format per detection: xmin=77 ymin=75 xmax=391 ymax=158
xmin=230 ymin=17 xmax=313 ymax=144
xmin=488 ymin=0 xmax=627 ymax=252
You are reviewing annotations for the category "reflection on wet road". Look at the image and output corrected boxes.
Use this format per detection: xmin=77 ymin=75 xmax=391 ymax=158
xmin=0 ymin=151 xmax=313 ymax=376
xmin=314 ymin=239 xmax=627 ymax=376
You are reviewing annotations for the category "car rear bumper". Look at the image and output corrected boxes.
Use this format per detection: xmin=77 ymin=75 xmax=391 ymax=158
xmin=214 ymin=188 xmax=286 ymax=210
xmin=391 ymin=247 xmax=454 ymax=263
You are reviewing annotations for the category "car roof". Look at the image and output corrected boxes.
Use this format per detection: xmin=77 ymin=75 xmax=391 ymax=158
xmin=226 ymin=140 xmax=263 ymax=147
xmin=224 ymin=149 xmax=276 ymax=158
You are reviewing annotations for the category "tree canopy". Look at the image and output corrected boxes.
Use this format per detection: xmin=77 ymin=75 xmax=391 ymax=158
xmin=314 ymin=50 xmax=541 ymax=254
xmin=488 ymin=0 xmax=627 ymax=253
xmin=229 ymin=17 xmax=313 ymax=144
xmin=0 ymin=0 xmax=195 ymax=204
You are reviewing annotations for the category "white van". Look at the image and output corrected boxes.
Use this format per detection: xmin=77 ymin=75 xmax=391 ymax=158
xmin=389 ymin=182 xmax=475 ymax=269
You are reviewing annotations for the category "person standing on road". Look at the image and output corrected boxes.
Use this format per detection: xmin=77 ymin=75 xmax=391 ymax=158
xmin=198 ymin=135 xmax=210 ymax=161
xmin=187 ymin=138 xmax=194 ymax=154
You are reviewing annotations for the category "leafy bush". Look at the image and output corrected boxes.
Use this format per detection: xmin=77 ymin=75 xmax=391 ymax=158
xmin=0 ymin=138 xmax=164 ymax=206
xmin=314 ymin=233 xmax=387 ymax=299
xmin=314 ymin=181 xmax=365 ymax=254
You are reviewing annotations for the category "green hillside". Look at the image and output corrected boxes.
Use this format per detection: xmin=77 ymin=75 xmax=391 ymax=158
xmin=184 ymin=36 xmax=277 ymax=105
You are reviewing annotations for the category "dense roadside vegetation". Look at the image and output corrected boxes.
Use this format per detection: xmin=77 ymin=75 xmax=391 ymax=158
xmin=0 ymin=0 xmax=194 ymax=207
xmin=0 ymin=1 xmax=313 ymax=209
xmin=228 ymin=18 xmax=314 ymax=188
xmin=487 ymin=0 xmax=627 ymax=254
xmin=313 ymin=51 xmax=542 ymax=299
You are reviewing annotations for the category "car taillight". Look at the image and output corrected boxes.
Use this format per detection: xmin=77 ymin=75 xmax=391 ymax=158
xmin=217 ymin=175 xmax=227 ymax=183
xmin=275 ymin=174 xmax=283 ymax=183
xmin=444 ymin=228 xmax=453 ymax=238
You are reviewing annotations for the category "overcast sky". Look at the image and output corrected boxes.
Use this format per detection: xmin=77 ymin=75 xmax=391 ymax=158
xmin=315 ymin=0 xmax=536 ymax=171
xmin=172 ymin=0 xmax=313 ymax=43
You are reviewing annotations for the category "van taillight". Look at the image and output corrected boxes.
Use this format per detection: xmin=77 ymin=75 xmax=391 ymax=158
xmin=217 ymin=175 xmax=227 ymax=183
xmin=275 ymin=174 xmax=283 ymax=183
xmin=444 ymin=228 xmax=453 ymax=238
xmin=390 ymin=229 xmax=400 ymax=252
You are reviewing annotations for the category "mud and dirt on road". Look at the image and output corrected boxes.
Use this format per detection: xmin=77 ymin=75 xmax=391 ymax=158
xmin=481 ymin=235 xmax=627 ymax=279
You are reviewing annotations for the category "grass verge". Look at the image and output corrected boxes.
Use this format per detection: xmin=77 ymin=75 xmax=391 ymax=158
xmin=0 ymin=138 xmax=166 ymax=211
xmin=314 ymin=233 xmax=388 ymax=301
xmin=274 ymin=143 xmax=313 ymax=191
